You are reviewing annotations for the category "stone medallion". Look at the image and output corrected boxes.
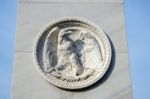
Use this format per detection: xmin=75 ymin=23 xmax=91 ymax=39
xmin=33 ymin=17 xmax=112 ymax=89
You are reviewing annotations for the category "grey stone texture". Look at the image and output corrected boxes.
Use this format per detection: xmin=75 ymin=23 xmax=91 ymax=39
xmin=12 ymin=0 xmax=133 ymax=99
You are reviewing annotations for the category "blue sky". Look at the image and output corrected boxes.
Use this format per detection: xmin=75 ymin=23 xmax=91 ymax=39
xmin=0 ymin=0 xmax=150 ymax=99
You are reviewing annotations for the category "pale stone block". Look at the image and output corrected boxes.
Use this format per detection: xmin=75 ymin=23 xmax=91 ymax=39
xmin=12 ymin=1 xmax=132 ymax=99
xmin=12 ymin=52 xmax=132 ymax=99
xmin=15 ymin=3 xmax=127 ymax=53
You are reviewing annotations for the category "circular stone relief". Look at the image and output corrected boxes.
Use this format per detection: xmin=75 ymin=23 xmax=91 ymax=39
xmin=33 ymin=17 xmax=112 ymax=89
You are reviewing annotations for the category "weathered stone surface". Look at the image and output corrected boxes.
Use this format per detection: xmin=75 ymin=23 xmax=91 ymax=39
xmin=12 ymin=0 xmax=132 ymax=99
xmin=12 ymin=52 xmax=132 ymax=99
xmin=15 ymin=3 xmax=127 ymax=53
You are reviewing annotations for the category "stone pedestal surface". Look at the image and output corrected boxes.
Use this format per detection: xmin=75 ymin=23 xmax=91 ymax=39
xmin=12 ymin=0 xmax=132 ymax=99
